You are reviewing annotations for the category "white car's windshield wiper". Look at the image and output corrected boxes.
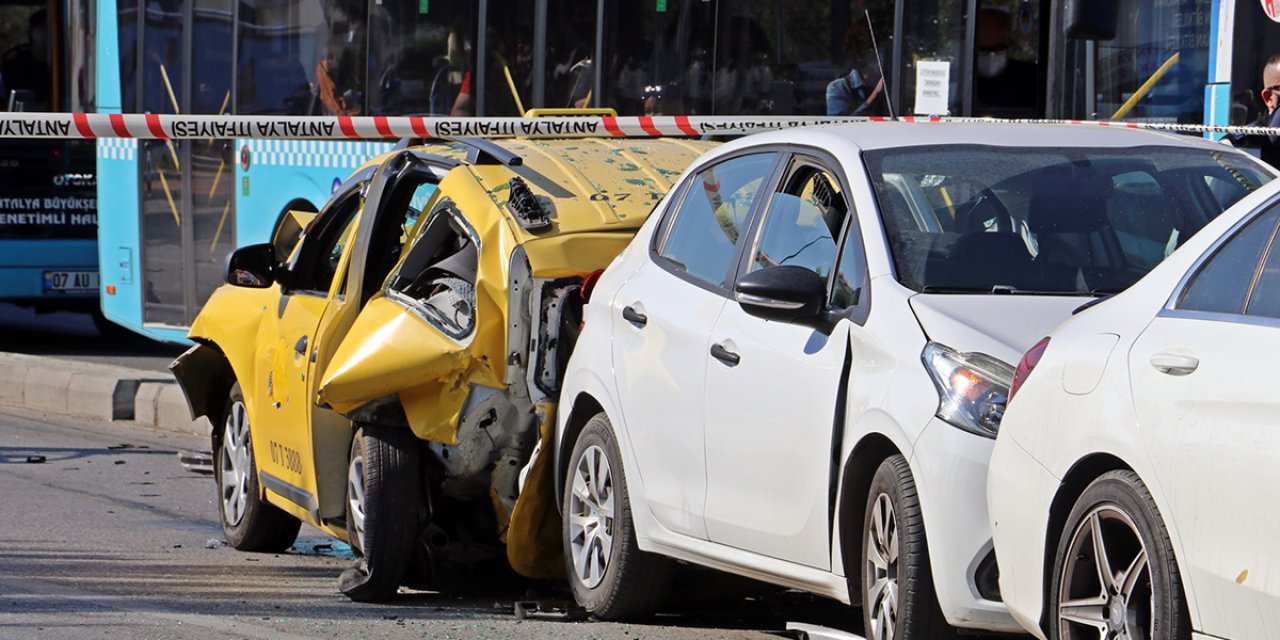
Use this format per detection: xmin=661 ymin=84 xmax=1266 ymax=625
xmin=920 ymin=284 xmax=1093 ymax=295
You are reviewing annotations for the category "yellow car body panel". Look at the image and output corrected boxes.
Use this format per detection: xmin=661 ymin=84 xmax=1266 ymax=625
xmin=177 ymin=135 xmax=716 ymax=581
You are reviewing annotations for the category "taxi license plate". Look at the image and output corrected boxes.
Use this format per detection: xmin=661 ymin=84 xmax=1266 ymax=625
xmin=43 ymin=270 xmax=99 ymax=292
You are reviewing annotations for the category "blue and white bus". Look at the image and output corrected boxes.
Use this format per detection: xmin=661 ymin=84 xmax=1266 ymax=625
xmin=93 ymin=0 xmax=1269 ymax=341
xmin=1 ymin=0 xmax=99 ymax=322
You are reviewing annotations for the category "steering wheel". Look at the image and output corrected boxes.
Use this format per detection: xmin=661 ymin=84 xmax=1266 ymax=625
xmin=956 ymin=187 xmax=1014 ymax=234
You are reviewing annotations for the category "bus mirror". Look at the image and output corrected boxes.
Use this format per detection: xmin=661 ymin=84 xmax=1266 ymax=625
xmin=226 ymin=243 xmax=276 ymax=288
xmin=1063 ymin=0 xmax=1119 ymax=40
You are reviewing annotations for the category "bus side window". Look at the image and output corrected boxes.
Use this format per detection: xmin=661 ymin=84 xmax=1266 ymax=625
xmin=1 ymin=7 xmax=51 ymax=111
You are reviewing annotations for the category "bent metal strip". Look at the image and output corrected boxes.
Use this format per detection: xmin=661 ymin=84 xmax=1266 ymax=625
xmin=3 ymin=112 xmax=1280 ymax=140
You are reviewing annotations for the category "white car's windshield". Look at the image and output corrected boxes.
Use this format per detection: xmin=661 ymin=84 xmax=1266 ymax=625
xmin=865 ymin=145 xmax=1273 ymax=295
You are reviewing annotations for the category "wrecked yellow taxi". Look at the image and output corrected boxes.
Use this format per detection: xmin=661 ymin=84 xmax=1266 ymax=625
xmin=172 ymin=134 xmax=715 ymax=601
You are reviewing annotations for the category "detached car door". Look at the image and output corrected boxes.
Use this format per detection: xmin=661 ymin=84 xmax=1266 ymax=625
xmin=703 ymin=156 xmax=864 ymax=569
xmin=610 ymin=151 xmax=778 ymax=540
xmin=1129 ymin=202 xmax=1280 ymax=640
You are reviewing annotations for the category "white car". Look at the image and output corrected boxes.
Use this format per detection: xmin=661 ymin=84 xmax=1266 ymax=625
xmin=988 ymin=172 xmax=1280 ymax=639
xmin=554 ymin=122 xmax=1273 ymax=639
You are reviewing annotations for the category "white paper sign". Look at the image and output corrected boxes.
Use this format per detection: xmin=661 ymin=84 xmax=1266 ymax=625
xmin=914 ymin=60 xmax=951 ymax=115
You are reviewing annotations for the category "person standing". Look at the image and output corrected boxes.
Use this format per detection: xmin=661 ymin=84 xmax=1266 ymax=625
xmin=973 ymin=5 xmax=1036 ymax=116
xmin=1242 ymin=54 xmax=1280 ymax=168
xmin=827 ymin=67 xmax=882 ymax=116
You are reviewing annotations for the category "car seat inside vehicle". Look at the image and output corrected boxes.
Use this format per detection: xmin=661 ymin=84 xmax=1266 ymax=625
xmin=1027 ymin=165 xmax=1125 ymax=292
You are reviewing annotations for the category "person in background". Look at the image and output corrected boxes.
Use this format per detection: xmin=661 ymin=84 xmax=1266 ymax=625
xmin=827 ymin=67 xmax=882 ymax=116
xmin=973 ymin=4 xmax=1036 ymax=116
xmin=1238 ymin=54 xmax=1280 ymax=168
xmin=2 ymin=9 xmax=51 ymax=110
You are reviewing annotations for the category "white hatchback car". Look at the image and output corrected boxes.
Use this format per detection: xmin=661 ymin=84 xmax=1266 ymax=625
xmin=988 ymin=176 xmax=1280 ymax=639
xmin=554 ymin=122 xmax=1273 ymax=638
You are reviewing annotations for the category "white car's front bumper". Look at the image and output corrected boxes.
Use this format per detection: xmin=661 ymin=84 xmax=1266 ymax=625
xmin=909 ymin=417 xmax=1023 ymax=633
xmin=987 ymin=431 xmax=1061 ymax=640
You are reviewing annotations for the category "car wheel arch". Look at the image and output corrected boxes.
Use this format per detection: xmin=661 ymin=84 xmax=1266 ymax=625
xmin=836 ymin=433 xmax=902 ymax=580
xmin=556 ymin=392 xmax=605 ymax=509
xmin=1039 ymin=452 xmax=1134 ymax=635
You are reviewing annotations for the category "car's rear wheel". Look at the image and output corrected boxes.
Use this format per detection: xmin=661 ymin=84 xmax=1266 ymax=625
xmin=338 ymin=424 xmax=421 ymax=603
xmin=215 ymin=382 xmax=300 ymax=552
xmin=1050 ymin=470 xmax=1189 ymax=640
xmin=861 ymin=455 xmax=955 ymax=640
xmin=564 ymin=413 xmax=671 ymax=620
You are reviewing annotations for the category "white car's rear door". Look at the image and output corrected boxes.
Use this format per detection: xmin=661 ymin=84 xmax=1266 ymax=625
xmin=610 ymin=152 xmax=779 ymax=540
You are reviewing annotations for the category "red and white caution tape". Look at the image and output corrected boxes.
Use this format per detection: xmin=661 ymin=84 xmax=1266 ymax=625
xmin=0 ymin=112 xmax=1276 ymax=140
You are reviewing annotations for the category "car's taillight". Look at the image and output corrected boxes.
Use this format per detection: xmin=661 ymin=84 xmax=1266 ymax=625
xmin=580 ymin=269 xmax=604 ymax=304
xmin=1009 ymin=337 xmax=1050 ymax=404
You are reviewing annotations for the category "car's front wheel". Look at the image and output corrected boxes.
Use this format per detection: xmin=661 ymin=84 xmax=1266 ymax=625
xmin=339 ymin=424 xmax=422 ymax=603
xmin=215 ymin=382 xmax=300 ymax=552
xmin=1050 ymin=470 xmax=1189 ymax=640
xmin=861 ymin=455 xmax=955 ymax=640
xmin=564 ymin=412 xmax=671 ymax=620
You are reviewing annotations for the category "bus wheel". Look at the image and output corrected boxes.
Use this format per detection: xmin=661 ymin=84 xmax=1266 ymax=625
xmin=338 ymin=424 xmax=421 ymax=603
xmin=215 ymin=382 xmax=301 ymax=552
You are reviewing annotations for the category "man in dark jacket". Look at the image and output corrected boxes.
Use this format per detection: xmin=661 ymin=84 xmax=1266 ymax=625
xmin=1244 ymin=54 xmax=1280 ymax=168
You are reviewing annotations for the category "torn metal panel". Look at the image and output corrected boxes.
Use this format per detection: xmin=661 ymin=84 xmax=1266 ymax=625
xmin=317 ymin=297 xmax=475 ymax=415
xmin=506 ymin=402 xmax=565 ymax=579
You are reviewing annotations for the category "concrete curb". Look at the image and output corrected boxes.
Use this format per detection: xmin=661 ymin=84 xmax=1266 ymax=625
xmin=0 ymin=352 xmax=210 ymax=438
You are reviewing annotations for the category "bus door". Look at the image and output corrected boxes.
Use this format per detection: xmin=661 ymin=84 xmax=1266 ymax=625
xmin=893 ymin=0 xmax=1045 ymax=118
xmin=136 ymin=0 xmax=234 ymax=327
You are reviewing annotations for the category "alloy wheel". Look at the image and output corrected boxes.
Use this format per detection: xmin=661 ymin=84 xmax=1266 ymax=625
xmin=1057 ymin=506 xmax=1152 ymax=640
xmin=219 ymin=400 xmax=252 ymax=527
xmin=568 ymin=444 xmax=615 ymax=589
xmin=347 ymin=451 xmax=366 ymax=552
xmin=866 ymin=492 xmax=900 ymax=640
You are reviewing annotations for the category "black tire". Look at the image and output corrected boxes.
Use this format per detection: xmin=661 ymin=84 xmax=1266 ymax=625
xmin=563 ymin=412 xmax=671 ymax=620
xmin=214 ymin=383 xmax=301 ymax=552
xmin=860 ymin=455 xmax=955 ymax=640
xmin=338 ymin=424 xmax=421 ymax=603
xmin=1049 ymin=470 xmax=1189 ymax=640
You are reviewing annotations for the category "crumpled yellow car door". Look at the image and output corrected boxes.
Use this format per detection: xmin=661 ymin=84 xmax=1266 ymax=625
xmin=316 ymin=295 xmax=493 ymax=445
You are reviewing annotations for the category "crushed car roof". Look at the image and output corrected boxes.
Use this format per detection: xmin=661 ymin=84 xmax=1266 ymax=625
xmin=363 ymin=137 xmax=717 ymax=239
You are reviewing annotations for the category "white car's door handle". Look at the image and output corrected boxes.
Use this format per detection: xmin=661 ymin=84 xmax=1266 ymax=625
xmin=1150 ymin=352 xmax=1199 ymax=376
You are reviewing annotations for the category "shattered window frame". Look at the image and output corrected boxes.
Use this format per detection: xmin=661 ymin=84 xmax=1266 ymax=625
xmin=383 ymin=197 xmax=483 ymax=343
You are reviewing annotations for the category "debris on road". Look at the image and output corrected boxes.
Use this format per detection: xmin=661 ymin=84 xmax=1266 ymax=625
xmin=513 ymin=599 xmax=588 ymax=622
xmin=779 ymin=622 xmax=867 ymax=640
xmin=178 ymin=449 xmax=213 ymax=475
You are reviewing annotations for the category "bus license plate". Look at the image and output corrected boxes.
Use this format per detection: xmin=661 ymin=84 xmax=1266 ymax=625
xmin=43 ymin=270 xmax=99 ymax=292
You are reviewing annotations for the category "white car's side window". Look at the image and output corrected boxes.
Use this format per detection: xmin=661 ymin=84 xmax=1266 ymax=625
xmin=657 ymin=153 xmax=775 ymax=288
xmin=1178 ymin=205 xmax=1280 ymax=316
xmin=1248 ymin=224 xmax=1280 ymax=319
xmin=748 ymin=165 xmax=847 ymax=285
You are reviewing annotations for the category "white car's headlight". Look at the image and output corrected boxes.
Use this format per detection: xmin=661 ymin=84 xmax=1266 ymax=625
xmin=922 ymin=343 xmax=1014 ymax=438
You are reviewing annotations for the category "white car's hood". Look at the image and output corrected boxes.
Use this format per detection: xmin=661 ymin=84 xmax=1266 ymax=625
xmin=908 ymin=294 xmax=1089 ymax=365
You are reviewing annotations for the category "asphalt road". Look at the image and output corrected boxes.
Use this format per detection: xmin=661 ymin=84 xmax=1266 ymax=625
xmin=0 ymin=303 xmax=184 ymax=372
xmin=0 ymin=406 xmax=869 ymax=639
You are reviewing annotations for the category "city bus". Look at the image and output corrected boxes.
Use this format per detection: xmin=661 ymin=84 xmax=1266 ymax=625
xmin=93 ymin=0 xmax=1257 ymax=342
xmin=0 ymin=0 xmax=99 ymax=324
